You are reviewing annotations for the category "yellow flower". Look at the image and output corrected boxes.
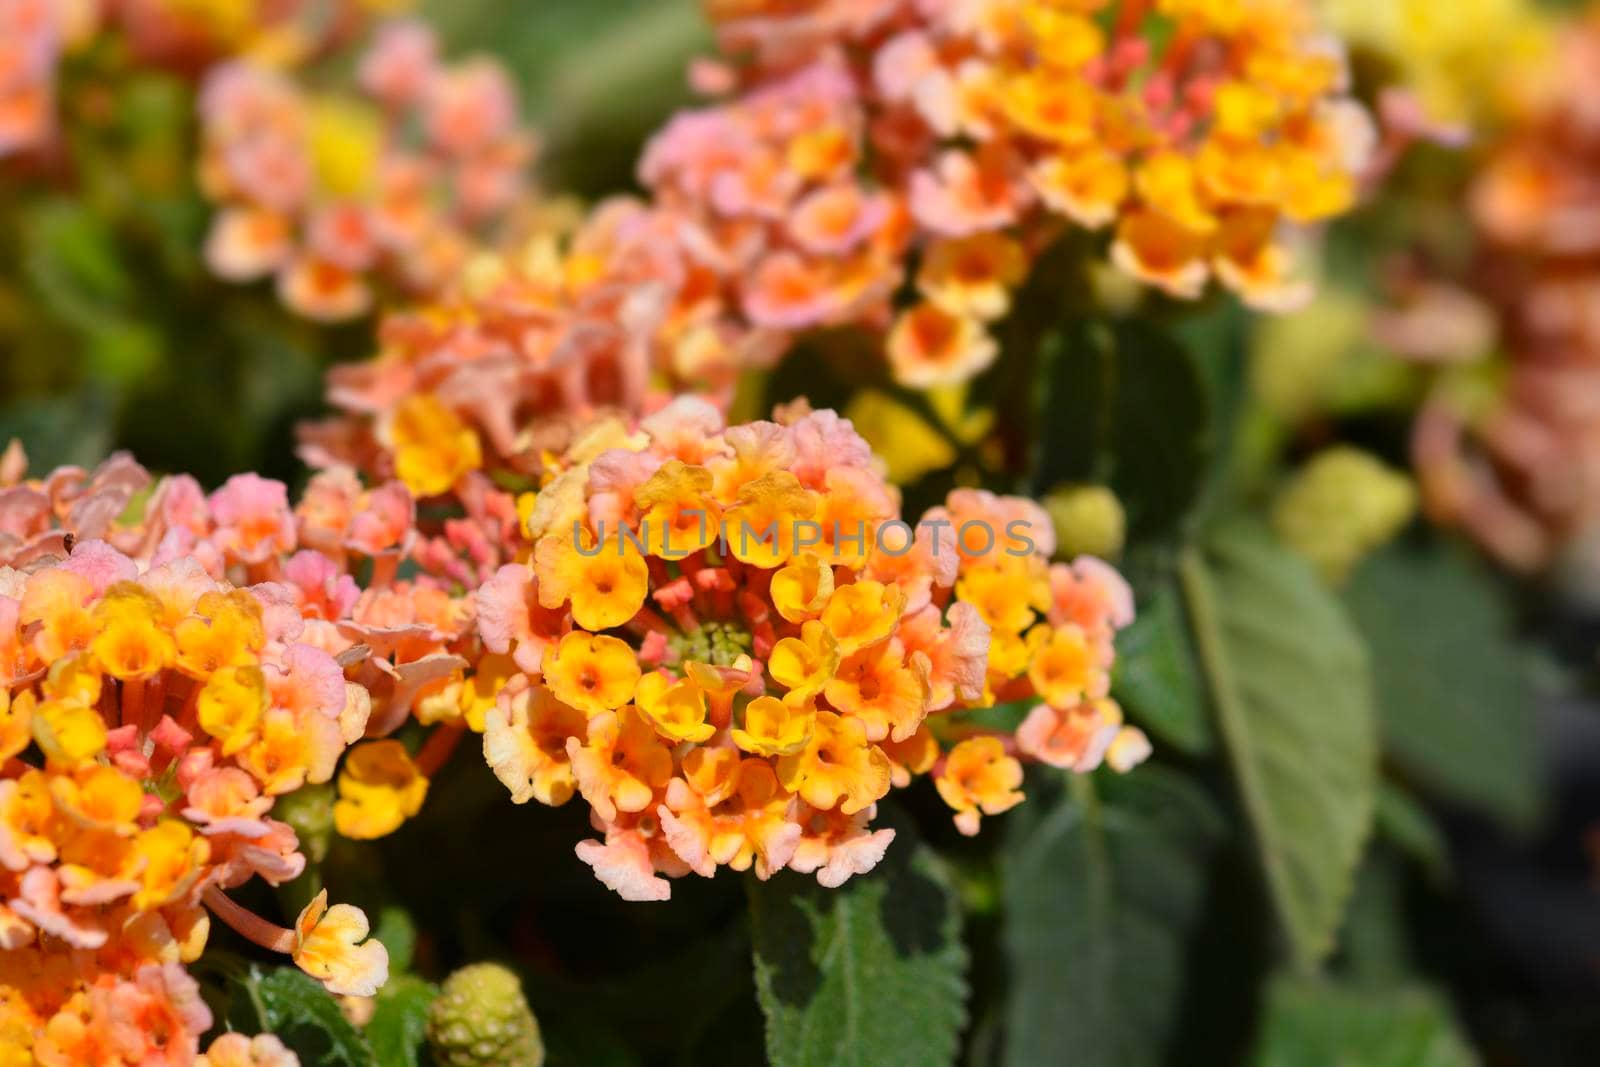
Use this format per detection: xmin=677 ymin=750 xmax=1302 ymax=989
xmin=723 ymin=471 xmax=816 ymax=569
xmin=768 ymin=620 xmax=840 ymax=702
xmin=956 ymin=561 xmax=1046 ymax=634
xmin=0 ymin=769 xmax=58 ymax=869
xmin=534 ymin=533 xmax=649 ymax=631
xmin=198 ymin=666 xmax=269 ymax=757
xmin=294 ymin=890 xmax=390 ymax=997
xmin=634 ymin=673 xmax=715 ymax=744
xmin=458 ymin=653 xmax=519 ymax=732
xmin=634 ymin=460 xmax=721 ymax=559
xmin=131 ymin=820 xmax=209 ymax=910
xmin=776 ymin=711 xmax=890 ymax=815
xmin=820 ymin=581 xmax=904 ymax=656
xmin=50 ymin=765 xmax=142 ymax=836
xmin=31 ymin=697 xmax=106 ymax=770
xmin=309 ymin=95 xmax=384 ymax=199
xmin=386 ymin=395 xmax=483 ymax=498
xmin=1026 ymin=624 xmax=1104 ymax=709
xmin=333 ymin=740 xmax=430 ymax=840
xmin=769 ymin=554 xmax=835 ymax=624
xmin=175 ymin=589 xmax=265 ymax=679
xmin=90 ymin=583 xmax=175 ymax=681
xmin=0 ymin=690 xmax=31 ymax=763
xmin=543 ymin=631 xmax=640 ymax=717
xmin=731 ymin=695 xmax=814 ymax=757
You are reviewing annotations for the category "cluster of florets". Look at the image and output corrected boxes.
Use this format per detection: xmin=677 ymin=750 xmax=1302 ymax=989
xmin=469 ymin=400 xmax=1147 ymax=900
xmin=298 ymin=199 xmax=719 ymax=487
xmin=0 ymin=439 xmax=565 ymax=1057
xmin=642 ymin=0 xmax=1374 ymax=387
xmin=0 ymin=457 xmax=400 ymax=1064
xmin=935 ymin=488 xmax=1149 ymax=826
xmin=198 ymin=19 xmax=537 ymax=321
xmin=0 ymin=0 xmax=400 ymax=163
xmin=1400 ymin=11 xmax=1600 ymax=573
xmin=303 ymin=0 xmax=1375 ymax=490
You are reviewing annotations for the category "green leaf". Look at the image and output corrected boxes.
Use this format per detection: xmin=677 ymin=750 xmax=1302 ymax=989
xmin=748 ymin=813 xmax=968 ymax=1067
xmin=1105 ymin=320 xmax=1212 ymax=539
xmin=373 ymin=906 xmax=419 ymax=975
xmin=1034 ymin=319 xmax=1210 ymax=540
xmin=365 ymin=974 xmax=438 ymax=1067
xmin=1346 ymin=544 xmax=1542 ymax=829
xmin=1374 ymin=784 xmax=1450 ymax=886
xmin=1251 ymin=978 xmax=1478 ymax=1067
xmin=241 ymin=966 xmax=376 ymax=1067
xmin=1112 ymin=579 xmax=1214 ymax=754
xmin=1181 ymin=520 xmax=1378 ymax=971
xmin=1001 ymin=767 xmax=1223 ymax=1067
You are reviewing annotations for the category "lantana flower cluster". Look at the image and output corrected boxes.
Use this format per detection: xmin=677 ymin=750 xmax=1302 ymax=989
xmin=0 ymin=0 xmax=402 ymax=163
xmin=298 ymin=199 xmax=714 ymax=488
xmin=471 ymin=400 xmax=1149 ymax=900
xmin=0 ymin=454 xmax=401 ymax=1065
xmin=1404 ymin=11 xmax=1600 ymax=573
xmin=654 ymin=0 xmax=1373 ymax=384
xmin=198 ymin=19 xmax=537 ymax=321
xmin=301 ymin=0 xmax=1375 ymax=492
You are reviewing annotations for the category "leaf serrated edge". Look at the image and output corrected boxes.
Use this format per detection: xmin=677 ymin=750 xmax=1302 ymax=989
xmin=1178 ymin=541 xmax=1374 ymax=973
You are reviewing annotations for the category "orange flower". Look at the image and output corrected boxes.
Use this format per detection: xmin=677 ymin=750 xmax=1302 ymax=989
xmin=776 ymin=711 xmax=890 ymax=816
xmin=934 ymin=737 xmax=1024 ymax=836
xmin=1026 ymin=624 xmax=1109 ymax=710
xmin=723 ymin=471 xmax=817 ymax=569
xmin=534 ymin=533 xmax=649 ymax=631
xmin=887 ymin=302 xmax=999 ymax=389
xmin=543 ymin=631 xmax=641 ymax=717
xmin=567 ymin=706 xmax=675 ymax=822
xmin=917 ymin=233 xmax=1028 ymax=321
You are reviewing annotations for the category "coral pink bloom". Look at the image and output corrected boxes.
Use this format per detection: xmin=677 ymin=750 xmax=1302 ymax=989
xmin=789 ymin=184 xmax=891 ymax=255
xmin=359 ymin=19 xmax=439 ymax=109
xmin=204 ymin=208 xmax=294 ymax=282
xmin=910 ymin=149 xmax=1025 ymax=238
xmin=425 ymin=59 xmax=518 ymax=157
xmin=307 ymin=203 xmax=380 ymax=273
xmin=278 ymin=257 xmax=373 ymax=323
xmin=209 ymin=474 xmax=296 ymax=566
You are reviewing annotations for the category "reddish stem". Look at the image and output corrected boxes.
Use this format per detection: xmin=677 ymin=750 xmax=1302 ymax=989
xmin=415 ymin=721 xmax=466 ymax=778
xmin=202 ymin=885 xmax=296 ymax=954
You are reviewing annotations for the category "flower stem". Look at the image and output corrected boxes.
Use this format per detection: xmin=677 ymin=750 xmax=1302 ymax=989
xmin=202 ymin=885 xmax=296 ymax=954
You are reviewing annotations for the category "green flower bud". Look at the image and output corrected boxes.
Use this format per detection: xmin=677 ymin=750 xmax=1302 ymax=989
xmin=1043 ymin=484 xmax=1126 ymax=561
xmin=1273 ymin=447 xmax=1417 ymax=585
xmin=427 ymin=963 xmax=544 ymax=1067
xmin=1251 ymin=288 xmax=1367 ymax=421
xmin=272 ymin=782 xmax=335 ymax=865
